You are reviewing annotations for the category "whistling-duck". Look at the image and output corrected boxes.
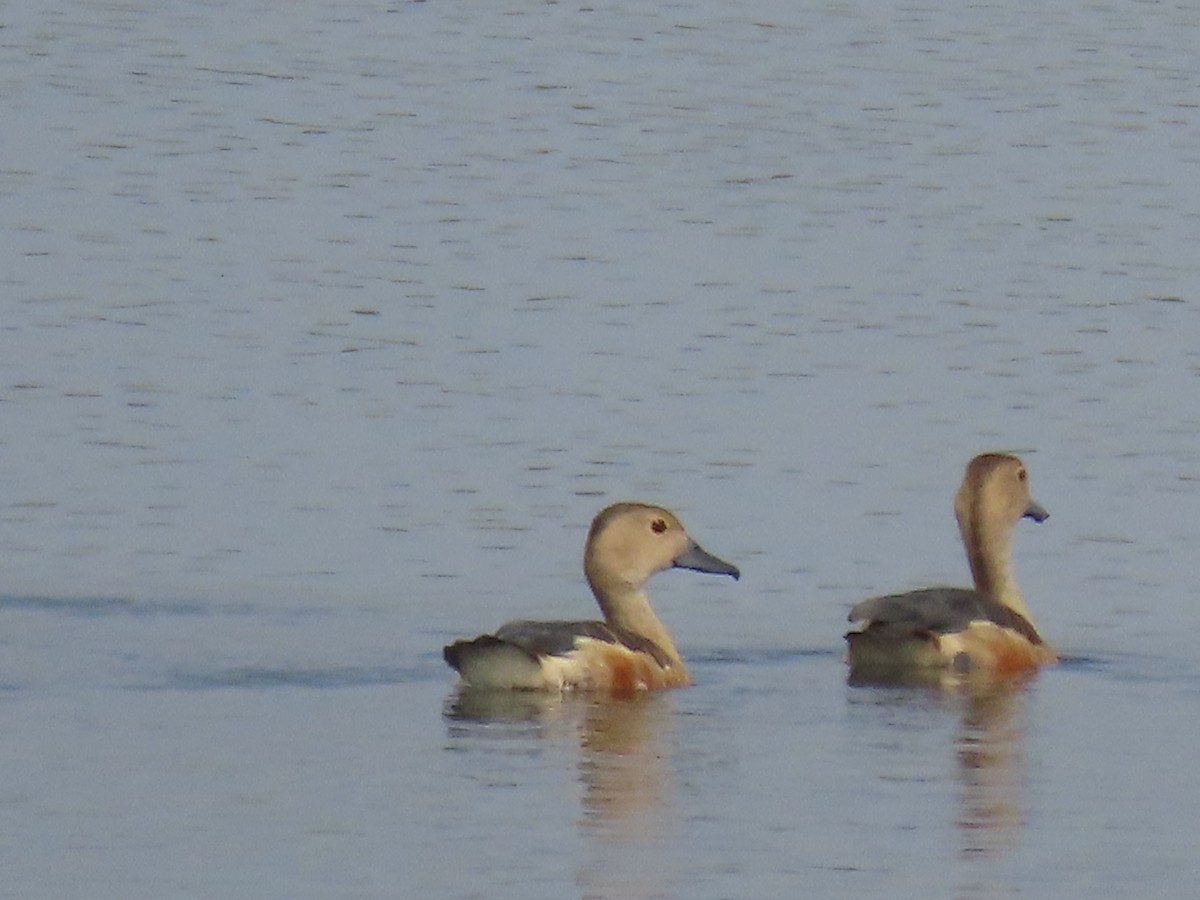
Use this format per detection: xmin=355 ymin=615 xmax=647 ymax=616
xmin=847 ymin=453 xmax=1055 ymax=678
xmin=444 ymin=502 xmax=740 ymax=693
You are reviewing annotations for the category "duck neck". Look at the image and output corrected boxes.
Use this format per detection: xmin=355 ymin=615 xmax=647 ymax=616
xmin=960 ymin=519 xmax=1037 ymax=628
xmin=590 ymin=577 xmax=685 ymax=670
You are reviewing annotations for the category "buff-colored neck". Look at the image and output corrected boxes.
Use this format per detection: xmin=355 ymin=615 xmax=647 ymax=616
xmin=959 ymin=515 xmax=1037 ymax=628
xmin=588 ymin=571 xmax=686 ymax=673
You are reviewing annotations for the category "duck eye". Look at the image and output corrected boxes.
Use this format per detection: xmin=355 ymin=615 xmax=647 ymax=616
xmin=651 ymin=518 xmax=668 ymax=534
xmin=1017 ymin=468 xmax=1027 ymax=482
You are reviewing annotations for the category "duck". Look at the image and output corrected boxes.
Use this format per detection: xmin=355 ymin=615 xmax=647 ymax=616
xmin=444 ymin=502 xmax=740 ymax=694
xmin=846 ymin=453 xmax=1056 ymax=679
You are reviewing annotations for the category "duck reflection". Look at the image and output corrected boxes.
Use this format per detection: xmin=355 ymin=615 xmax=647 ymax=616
xmin=576 ymin=693 xmax=675 ymax=837
xmin=953 ymin=680 xmax=1028 ymax=860
xmin=444 ymin=685 xmax=568 ymax=724
xmin=848 ymin=671 xmax=1034 ymax=873
xmin=445 ymin=687 xmax=678 ymax=899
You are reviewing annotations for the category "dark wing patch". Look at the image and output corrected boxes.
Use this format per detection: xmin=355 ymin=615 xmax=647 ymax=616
xmin=493 ymin=620 xmax=613 ymax=657
xmin=490 ymin=619 xmax=674 ymax=667
xmin=491 ymin=619 xmax=674 ymax=668
xmin=848 ymin=587 xmax=1043 ymax=645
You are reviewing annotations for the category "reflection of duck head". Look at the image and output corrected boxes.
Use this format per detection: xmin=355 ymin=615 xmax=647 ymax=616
xmin=954 ymin=680 xmax=1030 ymax=859
xmin=578 ymin=694 xmax=675 ymax=834
xmin=444 ymin=502 xmax=738 ymax=692
xmin=847 ymin=678 xmax=1032 ymax=873
xmin=576 ymin=694 xmax=679 ymax=900
xmin=444 ymin=688 xmax=680 ymax=898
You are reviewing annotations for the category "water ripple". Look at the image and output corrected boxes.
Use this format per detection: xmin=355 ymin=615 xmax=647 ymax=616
xmin=0 ymin=594 xmax=207 ymax=617
xmin=148 ymin=664 xmax=424 ymax=691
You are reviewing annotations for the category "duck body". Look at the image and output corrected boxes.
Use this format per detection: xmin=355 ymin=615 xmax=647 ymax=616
xmin=847 ymin=587 xmax=1054 ymax=676
xmin=443 ymin=621 xmax=688 ymax=693
xmin=846 ymin=453 xmax=1055 ymax=679
xmin=444 ymin=502 xmax=739 ymax=694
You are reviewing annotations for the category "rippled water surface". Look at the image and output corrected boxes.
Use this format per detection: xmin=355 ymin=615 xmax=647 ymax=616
xmin=3 ymin=1 xmax=1200 ymax=897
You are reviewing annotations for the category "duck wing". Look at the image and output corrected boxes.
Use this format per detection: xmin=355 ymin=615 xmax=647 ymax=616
xmin=849 ymin=587 xmax=1043 ymax=645
xmin=442 ymin=619 xmax=675 ymax=688
xmin=493 ymin=619 xmax=674 ymax=667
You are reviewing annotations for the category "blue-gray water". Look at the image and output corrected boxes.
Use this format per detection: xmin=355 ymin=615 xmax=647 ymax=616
xmin=3 ymin=1 xmax=1199 ymax=897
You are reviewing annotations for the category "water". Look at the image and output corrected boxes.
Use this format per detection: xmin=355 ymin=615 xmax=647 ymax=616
xmin=3 ymin=0 xmax=1200 ymax=896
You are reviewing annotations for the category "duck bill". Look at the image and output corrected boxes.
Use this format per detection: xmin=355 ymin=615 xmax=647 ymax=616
xmin=1024 ymin=499 xmax=1049 ymax=523
xmin=673 ymin=540 xmax=740 ymax=580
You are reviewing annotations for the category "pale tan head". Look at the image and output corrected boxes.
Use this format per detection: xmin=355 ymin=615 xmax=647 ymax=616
xmin=954 ymin=453 xmax=1047 ymax=612
xmin=579 ymin=502 xmax=737 ymax=683
xmin=954 ymin=453 xmax=1048 ymax=535
xmin=583 ymin=502 xmax=740 ymax=603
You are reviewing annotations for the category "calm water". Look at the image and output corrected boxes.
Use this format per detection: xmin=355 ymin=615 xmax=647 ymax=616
xmin=3 ymin=0 xmax=1200 ymax=896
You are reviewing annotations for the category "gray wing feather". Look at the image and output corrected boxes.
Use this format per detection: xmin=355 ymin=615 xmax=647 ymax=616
xmin=493 ymin=619 xmax=674 ymax=666
xmin=849 ymin=587 xmax=1042 ymax=645
xmin=493 ymin=620 xmax=616 ymax=657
